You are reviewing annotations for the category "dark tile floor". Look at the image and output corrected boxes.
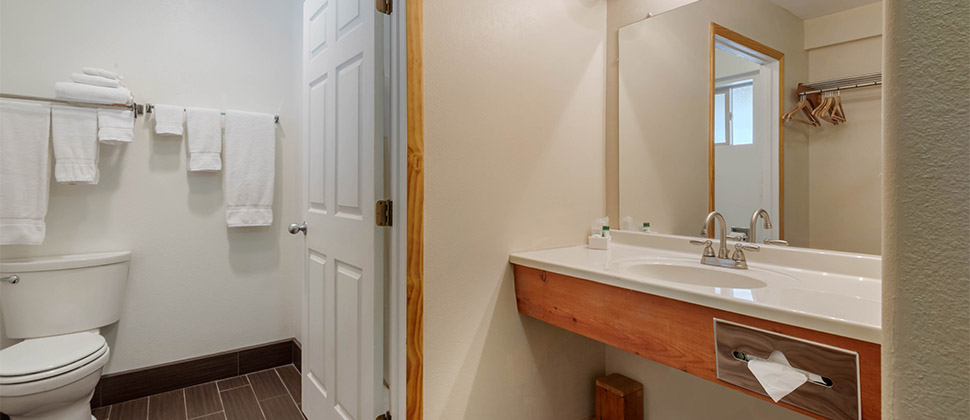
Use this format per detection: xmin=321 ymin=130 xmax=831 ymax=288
xmin=92 ymin=365 xmax=303 ymax=420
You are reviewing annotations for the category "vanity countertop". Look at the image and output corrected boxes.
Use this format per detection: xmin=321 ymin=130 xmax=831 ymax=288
xmin=509 ymin=232 xmax=881 ymax=343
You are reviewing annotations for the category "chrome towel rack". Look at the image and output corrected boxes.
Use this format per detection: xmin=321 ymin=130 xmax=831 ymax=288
xmin=0 ymin=93 xmax=280 ymax=123
xmin=0 ymin=92 xmax=144 ymax=117
xmin=142 ymin=103 xmax=279 ymax=124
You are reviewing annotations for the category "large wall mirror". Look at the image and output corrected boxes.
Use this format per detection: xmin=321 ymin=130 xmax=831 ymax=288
xmin=618 ymin=0 xmax=882 ymax=255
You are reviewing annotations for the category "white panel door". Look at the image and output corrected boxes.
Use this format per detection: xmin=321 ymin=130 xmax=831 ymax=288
xmin=302 ymin=0 xmax=384 ymax=418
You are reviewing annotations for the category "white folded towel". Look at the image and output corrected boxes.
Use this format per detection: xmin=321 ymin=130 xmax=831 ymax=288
xmin=186 ymin=107 xmax=222 ymax=172
xmin=52 ymin=105 xmax=100 ymax=184
xmin=72 ymin=72 xmax=122 ymax=88
xmin=82 ymin=67 xmax=123 ymax=81
xmin=0 ymin=100 xmax=51 ymax=245
xmin=153 ymin=104 xmax=184 ymax=136
xmin=225 ymin=110 xmax=275 ymax=227
xmin=55 ymin=82 xmax=132 ymax=105
xmin=98 ymin=108 xmax=134 ymax=144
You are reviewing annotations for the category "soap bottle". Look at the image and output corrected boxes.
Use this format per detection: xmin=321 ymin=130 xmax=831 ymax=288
xmin=642 ymin=222 xmax=652 ymax=233
xmin=602 ymin=226 xmax=611 ymax=239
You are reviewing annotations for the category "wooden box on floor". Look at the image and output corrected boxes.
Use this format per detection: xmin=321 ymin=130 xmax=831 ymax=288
xmin=595 ymin=373 xmax=643 ymax=420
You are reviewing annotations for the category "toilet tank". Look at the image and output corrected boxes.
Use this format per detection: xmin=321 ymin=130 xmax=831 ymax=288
xmin=0 ymin=251 xmax=131 ymax=339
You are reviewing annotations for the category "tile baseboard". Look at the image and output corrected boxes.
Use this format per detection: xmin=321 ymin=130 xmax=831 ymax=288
xmin=92 ymin=338 xmax=301 ymax=408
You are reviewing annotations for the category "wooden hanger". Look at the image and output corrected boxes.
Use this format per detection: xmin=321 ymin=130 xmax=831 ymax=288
xmin=784 ymin=96 xmax=821 ymax=126
xmin=831 ymin=91 xmax=846 ymax=123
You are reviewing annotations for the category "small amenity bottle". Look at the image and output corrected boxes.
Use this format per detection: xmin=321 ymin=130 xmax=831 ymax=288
xmin=642 ymin=222 xmax=652 ymax=233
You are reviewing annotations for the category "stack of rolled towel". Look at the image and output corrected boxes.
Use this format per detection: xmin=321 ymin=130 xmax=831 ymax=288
xmin=56 ymin=67 xmax=134 ymax=145
xmin=49 ymin=67 xmax=135 ymax=185
xmin=55 ymin=67 xmax=132 ymax=106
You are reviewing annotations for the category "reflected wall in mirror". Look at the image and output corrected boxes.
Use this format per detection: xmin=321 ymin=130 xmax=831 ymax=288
xmin=617 ymin=0 xmax=882 ymax=255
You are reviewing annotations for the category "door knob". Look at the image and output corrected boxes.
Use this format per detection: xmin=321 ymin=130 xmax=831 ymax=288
xmin=288 ymin=222 xmax=307 ymax=235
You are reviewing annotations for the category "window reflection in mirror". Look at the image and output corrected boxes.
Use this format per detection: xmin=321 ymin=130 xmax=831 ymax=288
xmin=710 ymin=28 xmax=783 ymax=243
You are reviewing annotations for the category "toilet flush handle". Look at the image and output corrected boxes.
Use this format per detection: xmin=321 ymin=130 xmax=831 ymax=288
xmin=1 ymin=275 xmax=19 ymax=284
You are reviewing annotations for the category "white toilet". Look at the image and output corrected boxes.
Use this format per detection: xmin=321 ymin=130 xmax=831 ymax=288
xmin=0 ymin=251 xmax=131 ymax=420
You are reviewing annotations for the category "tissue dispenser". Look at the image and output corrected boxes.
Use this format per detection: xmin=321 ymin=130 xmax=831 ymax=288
xmin=714 ymin=319 xmax=861 ymax=420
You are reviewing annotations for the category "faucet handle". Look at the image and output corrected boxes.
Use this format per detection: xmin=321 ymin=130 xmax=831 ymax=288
xmin=735 ymin=243 xmax=760 ymax=252
xmin=764 ymin=239 xmax=789 ymax=246
xmin=690 ymin=239 xmax=716 ymax=257
xmin=731 ymin=243 xmax=759 ymax=262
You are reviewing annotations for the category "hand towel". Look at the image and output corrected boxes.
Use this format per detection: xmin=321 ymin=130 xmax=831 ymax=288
xmin=52 ymin=105 xmax=99 ymax=184
xmin=55 ymin=82 xmax=132 ymax=105
xmin=71 ymin=72 xmax=122 ymax=88
xmin=0 ymin=100 xmax=51 ymax=245
xmin=186 ymin=107 xmax=222 ymax=171
xmin=153 ymin=104 xmax=184 ymax=136
xmin=225 ymin=110 xmax=275 ymax=227
xmin=82 ymin=67 xmax=123 ymax=81
xmin=98 ymin=108 xmax=134 ymax=144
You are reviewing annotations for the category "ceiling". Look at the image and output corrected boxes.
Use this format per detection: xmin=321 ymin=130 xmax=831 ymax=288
xmin=770 ymin=0 xmax=881 ymax=20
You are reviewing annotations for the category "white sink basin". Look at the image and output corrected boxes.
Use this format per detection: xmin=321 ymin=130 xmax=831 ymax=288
xmin=616 ymin=257 xmax=796 ymax=290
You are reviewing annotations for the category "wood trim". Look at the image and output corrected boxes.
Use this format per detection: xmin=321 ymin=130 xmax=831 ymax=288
xmin=513 ymin=265 xmax=880 ymax=420
xmin=708 ymin=23 xmax=716 ymax=219
xmin=406 ymin=0 xmax=424 ymax=418
xmin=709 ymin=23 xmax=786 ymax=238
xmin=778 ymin=55 xmax=786 ymax=240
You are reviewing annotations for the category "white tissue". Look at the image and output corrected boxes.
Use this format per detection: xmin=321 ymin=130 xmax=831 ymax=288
xmin=746 ymin=350 xmax=808 ymax=402
xmin=591 ymin=216 xmax=609 ymax=237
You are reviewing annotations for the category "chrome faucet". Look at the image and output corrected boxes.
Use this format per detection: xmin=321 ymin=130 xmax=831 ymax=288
xmin=749 ymin=209 xmax=772 ymax=244
xmin=700 ymin=211 xmax=729 ymax=258
xmin=690 ymin=211 xmax=759 ymax=269
xmin=749 ymin=209 xmax=788 ymax=246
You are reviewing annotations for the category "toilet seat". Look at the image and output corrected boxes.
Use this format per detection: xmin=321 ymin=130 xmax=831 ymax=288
xmin=0 ymin=331 xmax=107 ymax=385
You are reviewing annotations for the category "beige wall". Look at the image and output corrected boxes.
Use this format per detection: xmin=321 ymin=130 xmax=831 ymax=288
xmin=0 ymin=0 xmax=303 ymax=374
xmin=883 ymin=0 xmax=970 ymax=418
xmin=423 ymin=0 xmax=608 ymax=418
xmin=806 ymin=36 xmax=882 ymax=254
xmin=607 ymin=0 xmax=697 ymax=228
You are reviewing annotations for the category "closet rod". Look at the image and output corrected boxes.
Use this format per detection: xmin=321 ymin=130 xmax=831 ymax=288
xmin=143 ymin=103 xmax=280 ymax=123
xmin=798 ymin=73 xmax=882 ymax=96
xmin=0 ymin=92 xmax=144 ymax=116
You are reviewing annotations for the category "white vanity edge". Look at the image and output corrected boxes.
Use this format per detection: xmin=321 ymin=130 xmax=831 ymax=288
xmin=510 ymin=231 xmax=882 ymax=344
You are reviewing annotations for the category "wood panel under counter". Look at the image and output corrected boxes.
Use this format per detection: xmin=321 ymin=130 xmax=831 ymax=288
xmin=512 ymin=264 xmax=880 ymax=420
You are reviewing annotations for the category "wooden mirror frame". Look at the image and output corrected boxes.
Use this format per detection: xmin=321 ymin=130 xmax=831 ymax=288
xmin=708 ymin=23 xmax=786 ymax=239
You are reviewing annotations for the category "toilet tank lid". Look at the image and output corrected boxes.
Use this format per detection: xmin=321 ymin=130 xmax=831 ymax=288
xmin=0 ymin=251 xmax=131 ymax=273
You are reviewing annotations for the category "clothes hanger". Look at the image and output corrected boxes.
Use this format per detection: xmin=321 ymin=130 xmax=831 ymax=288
xmin=814 ymin=92 xmax=841 ymax=125
xmin=787 ymin=95 xmax=821 ymax=126
xmin=832 ymin=90 xmax=847 ymax=124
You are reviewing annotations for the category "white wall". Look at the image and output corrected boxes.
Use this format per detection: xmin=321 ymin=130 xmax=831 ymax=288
xmin=805 ymin=4 xmax=882 ymax=255
xmin=0 ymin=0 xmax=304 ymax=374
xmin=423 ymin=0 xmax=608 ymax=418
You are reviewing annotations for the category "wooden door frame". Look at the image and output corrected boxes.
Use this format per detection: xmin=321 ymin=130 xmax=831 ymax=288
xmin=405 ymin=0 xmax=424 ymax=418
xmin=708 ymin=23 xmax=786 ymax=239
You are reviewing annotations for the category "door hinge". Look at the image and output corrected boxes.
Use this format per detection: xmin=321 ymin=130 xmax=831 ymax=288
xmin=376 ymin=412 xmax=391 ymax=420
xmin=376 ymin=200 xmax=393 ymax=227
xmin=376 ymin=0 xmax=392 ymax=15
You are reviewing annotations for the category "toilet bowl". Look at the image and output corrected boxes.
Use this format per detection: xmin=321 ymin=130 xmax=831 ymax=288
xmin=0 ymin=251 xmax=130 ymax=420
xmin=0 ymin=332 xmax=110 ymax=420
